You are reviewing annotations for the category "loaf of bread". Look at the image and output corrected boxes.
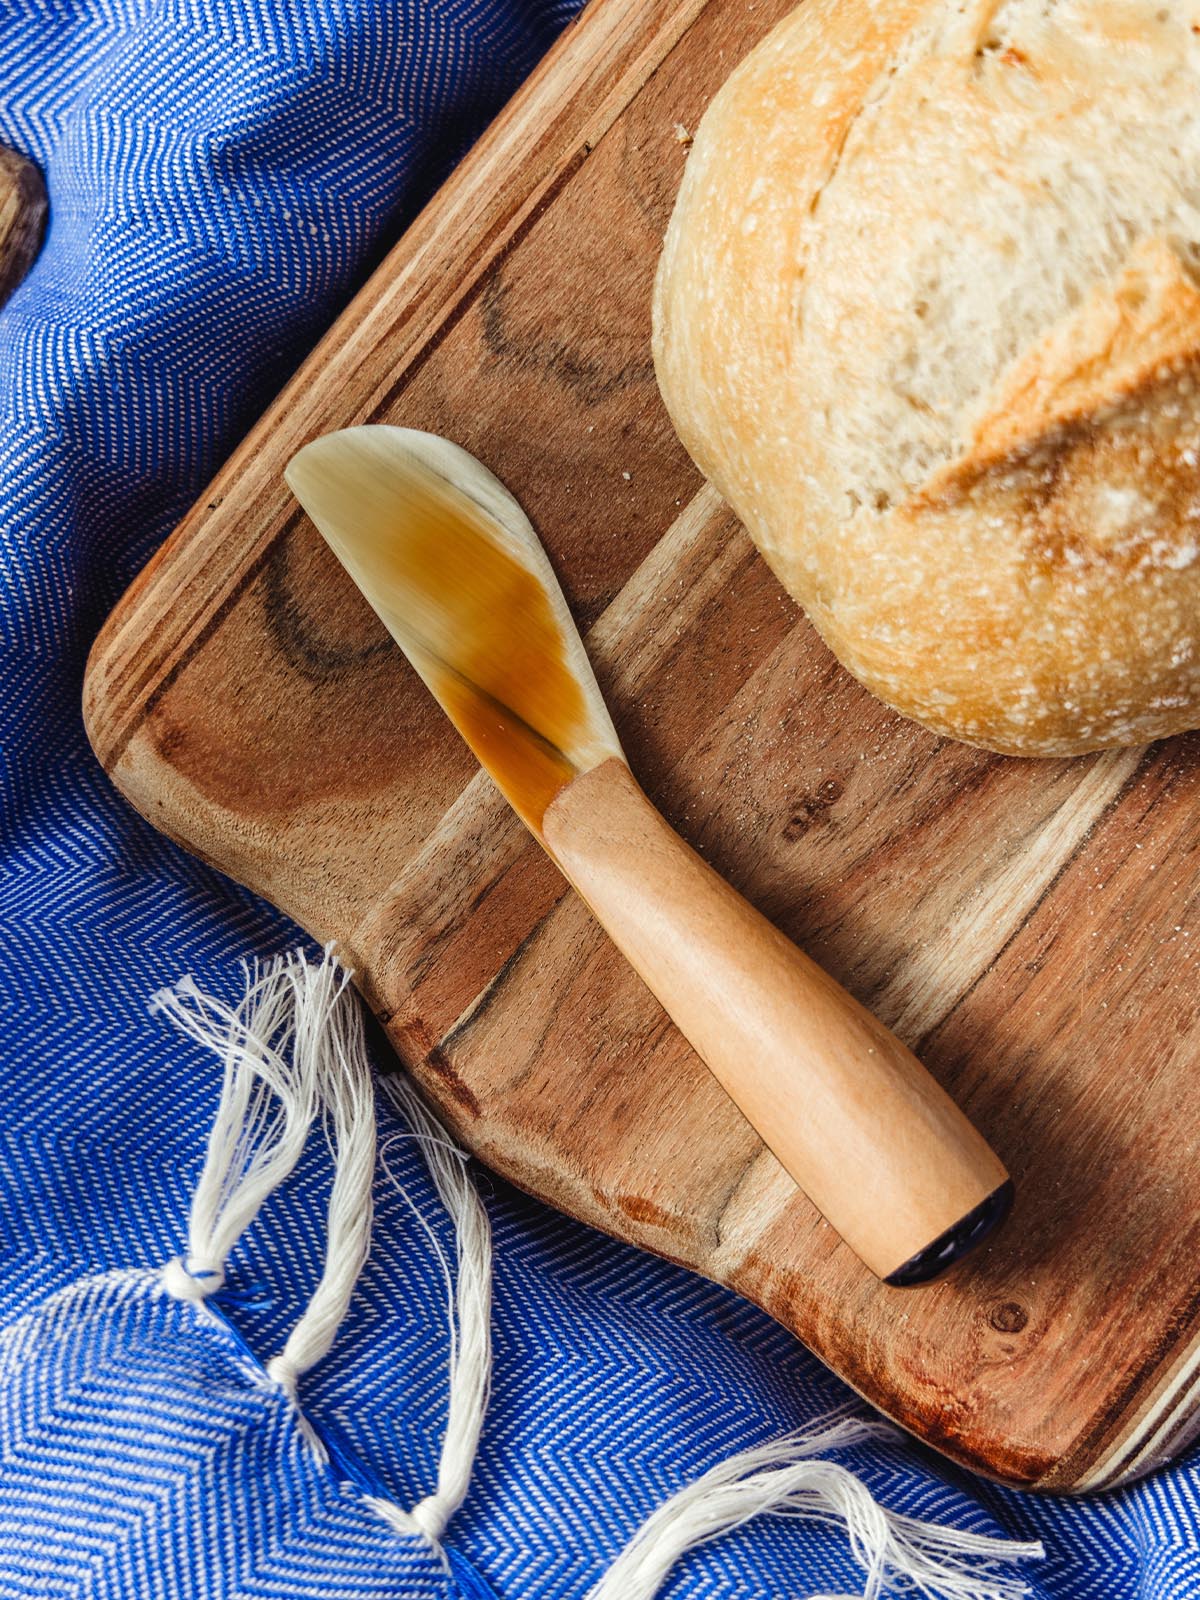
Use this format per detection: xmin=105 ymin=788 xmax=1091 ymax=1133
xmin=653 ymin=0 xmax=1200 ymax=756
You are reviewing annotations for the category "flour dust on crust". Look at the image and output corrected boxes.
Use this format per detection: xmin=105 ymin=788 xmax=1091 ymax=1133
xmin=653 ymin=0 xmax=1200 ymax=756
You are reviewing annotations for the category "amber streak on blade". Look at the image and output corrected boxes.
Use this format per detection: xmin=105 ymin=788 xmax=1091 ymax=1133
xmin=286 ymin=428 xmax=617 ymax=832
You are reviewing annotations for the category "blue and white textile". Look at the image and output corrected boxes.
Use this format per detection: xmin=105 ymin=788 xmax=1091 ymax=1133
xmin=0 ymin=1 xmax=1198 ymax=1595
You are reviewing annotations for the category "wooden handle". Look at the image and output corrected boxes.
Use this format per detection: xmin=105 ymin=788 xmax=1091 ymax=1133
xmin=542 ymin=759 xmax=1010 ymax=1282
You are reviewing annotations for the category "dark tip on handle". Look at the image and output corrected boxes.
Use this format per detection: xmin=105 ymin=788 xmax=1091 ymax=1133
xmin=884 ymin=1179 xmax=1015 ymax=1288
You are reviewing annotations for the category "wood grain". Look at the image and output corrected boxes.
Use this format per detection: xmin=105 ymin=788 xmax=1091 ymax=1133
xmin=543 ymin=757 xmax=1009 ymax=1281
xmin=0 ymin=145 xmax=46 ymax=308
xmin=82 ymin=0 xmax=1200 ymax=1492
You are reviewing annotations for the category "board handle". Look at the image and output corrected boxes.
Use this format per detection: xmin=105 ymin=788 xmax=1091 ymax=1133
xmin=541 ymin=759 xmax=1011 ymax=1283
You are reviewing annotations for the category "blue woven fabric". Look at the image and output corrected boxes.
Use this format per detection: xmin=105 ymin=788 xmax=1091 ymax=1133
xmin=1 ymin=2 xmax=1198 ymax=1595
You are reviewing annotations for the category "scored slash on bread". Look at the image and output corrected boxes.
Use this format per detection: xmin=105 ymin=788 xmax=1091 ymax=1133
xmin=954 ymin=238 xmax=1200 ymax=482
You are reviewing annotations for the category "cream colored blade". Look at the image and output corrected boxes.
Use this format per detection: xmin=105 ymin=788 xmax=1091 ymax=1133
xmin=285 ymin=426 xmax=623 ymax=832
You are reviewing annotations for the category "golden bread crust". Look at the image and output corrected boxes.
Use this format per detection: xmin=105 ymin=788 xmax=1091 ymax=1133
xmin=653 ymin=0 xmax=1200 ymax=756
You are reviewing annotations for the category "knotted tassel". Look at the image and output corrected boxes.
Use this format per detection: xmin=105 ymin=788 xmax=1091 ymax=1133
xmin=152 ymin=955 xmax=318 ymax=1304
xmin=152 ymin=947 xmax=493 ymax=1543
xmin=365 ymin=1073 xmax=492 ymax=1546
xmin=264 ymin=954 xmax=376 ymax=1400
xmin=151 ymin=948 xmax=1041 ymax=1600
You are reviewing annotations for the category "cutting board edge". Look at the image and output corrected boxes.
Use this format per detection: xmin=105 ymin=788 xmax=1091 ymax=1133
xmin=78 ymin=0 xmax=715 ymax=772
xmin=83 ymin=656 xmax=1200 ymax=1498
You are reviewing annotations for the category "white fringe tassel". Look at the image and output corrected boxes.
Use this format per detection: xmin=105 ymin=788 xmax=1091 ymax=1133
xmin=153 ymin=948 xmax=376 ymax=1403
xmin=151 ymin=948 xmax=1041 ymax=1599
xmin=151 ymin=945 xmax=492 ymax=1549
xmin=365 ymin=1074 xmax=492 ymax=1545
xmin=265 ymin=956 xmax=376 ymax=1398
xmin=152 ymin=957 xmax=317 ymax=1303
xmin=587 ymin=1415 xmax=1043 ymax=1600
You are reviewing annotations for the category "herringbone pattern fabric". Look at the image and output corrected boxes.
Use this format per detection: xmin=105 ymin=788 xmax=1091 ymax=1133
xmin=0 ymin=1271 xmax=448 ymax=1599
xmin=0 ymin=1 xmax=1198 ymax=1594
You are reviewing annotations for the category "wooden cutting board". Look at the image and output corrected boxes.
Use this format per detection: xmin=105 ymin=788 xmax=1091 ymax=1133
xmin=0 ymin=144 xmax=46 ymax=309
xmin=82 ymin=0 xmax=1200 ymax=1494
